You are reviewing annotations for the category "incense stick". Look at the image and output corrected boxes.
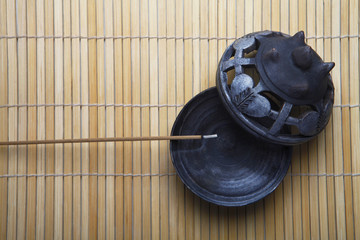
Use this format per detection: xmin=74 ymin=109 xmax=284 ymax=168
xmin=0 ymin=134 xmax=218 ymax=146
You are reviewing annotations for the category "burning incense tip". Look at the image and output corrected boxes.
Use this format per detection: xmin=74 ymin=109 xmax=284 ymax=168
xmin=202 ymin=134 xmax=218 ymax=139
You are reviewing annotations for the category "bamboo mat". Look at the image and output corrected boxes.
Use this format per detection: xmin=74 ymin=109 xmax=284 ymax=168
xmin=0 ymin=0 xmax=359 ymax=239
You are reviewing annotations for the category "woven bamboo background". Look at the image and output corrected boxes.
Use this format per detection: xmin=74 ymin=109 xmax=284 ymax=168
xmin=0 ymin=0 xmax=359 ymax=239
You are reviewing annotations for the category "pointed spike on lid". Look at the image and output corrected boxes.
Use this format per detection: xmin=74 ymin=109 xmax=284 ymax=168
xmin=323 ymin=62 xmax=335 ymax=73
xmin=292 ymin=45 xmax=313 ymax=70
xmin=292 ymin=31 xmax=305 ymax=42
xmin=319 ymin=62 xmax=335 ymax=78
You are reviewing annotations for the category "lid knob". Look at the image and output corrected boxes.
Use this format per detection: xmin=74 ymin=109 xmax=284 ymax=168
xmin=292 ymin=46 xmax=313 ymax=70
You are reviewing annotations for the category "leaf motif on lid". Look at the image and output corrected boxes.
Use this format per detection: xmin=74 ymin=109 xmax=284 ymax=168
xmin=230 ymin=74 xmax=271 ymax=118
xmin=233 ymin=37 xmax=256 ymax=52
xmin=240 ymin=94 xmax=271 ymax=118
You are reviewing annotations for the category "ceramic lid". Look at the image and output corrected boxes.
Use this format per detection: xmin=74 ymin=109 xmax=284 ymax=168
xmin=216 ymin=31 xmax=334 ymax=145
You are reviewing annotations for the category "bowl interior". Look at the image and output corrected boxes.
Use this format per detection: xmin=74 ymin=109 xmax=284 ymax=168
xmin=170 ymin=87 xmax=292 ymax=206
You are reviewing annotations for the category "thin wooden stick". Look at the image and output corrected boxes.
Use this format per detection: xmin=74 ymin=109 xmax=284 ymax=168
xmin=0 ymin=134 xmax=218 ymax=146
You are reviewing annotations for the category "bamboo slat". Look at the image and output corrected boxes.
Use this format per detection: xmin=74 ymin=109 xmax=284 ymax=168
xmin=17 ymin=1 xmax=27 ymax=239
xmin=63 ymin=1 xmax=73 ymax=238
xmin=0 ymin=0 xmax=8 ymax=239
xmin=159 ymin=0 xmax=169 ymax=237
xmin=0 ymin=0 xmax=359 ymax=239
xmin=71 ymin=0 xmax=81 ymax=238
xmin=324 ymin=1 xmax=337 ymax=239
xmin=35 ymin=0 xmax=46 ymax=238
xmin=167 ymin=0 xmax=177 ymax=238
xmin=26 ymin=0 xmax=37 ymax=238
xmin=140 ymin=0 xmax=151 ymax=238
xmin=149 ymin=0 xmax=160 ymax=238
xmin=175 ymin=0 xmax=186 ymax=239
xmin=349 ymin=0 xmax=360 ymax=239
xmin=80 ymin=0 xmax=90 ymax=238
xmin=44 ymin=0 xmax=55 ymax=238
xmin=113 ymin=0 xmax=124 ymax=238
xmin=131 ymin=0 xmax=142 ymax=238
xmin=122 ymin=0 xmax=132 ymax=238
xmin=6 ymin=1 xmax=18 ymax=239
xmin=316 ymin=1 xmax=328 ymax=239
xmin=96 ymin=0 xmax=106 ymax=237
xmin=54 ymin=0 xmax=64 ymax=238
xmin=105 ymin=0 xmax=115 ymax=239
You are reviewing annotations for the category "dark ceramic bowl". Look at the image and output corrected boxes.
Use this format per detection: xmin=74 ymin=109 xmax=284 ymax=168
xmin=170 ymin=87 xmax=292 ymax=206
